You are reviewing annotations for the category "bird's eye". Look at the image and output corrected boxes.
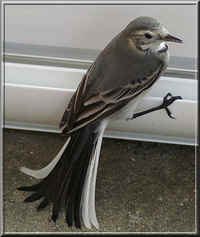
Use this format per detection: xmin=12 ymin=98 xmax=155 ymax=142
xmin=144 ymin=33 xmax=152 ymax=39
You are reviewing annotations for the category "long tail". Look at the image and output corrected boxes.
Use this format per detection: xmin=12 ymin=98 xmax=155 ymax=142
xmin=18 ymin=121 xmax=107 ymax=229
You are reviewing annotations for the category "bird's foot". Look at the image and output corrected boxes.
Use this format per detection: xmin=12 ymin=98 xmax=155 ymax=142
xmin=126 ymin=92 xmax=182 ymax=120
xmin=159 ymin=92 xmax=182 ymax=119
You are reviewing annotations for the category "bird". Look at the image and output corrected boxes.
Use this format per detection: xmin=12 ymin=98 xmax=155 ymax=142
xmin=18 ymin=16 xmax=183 ymax=229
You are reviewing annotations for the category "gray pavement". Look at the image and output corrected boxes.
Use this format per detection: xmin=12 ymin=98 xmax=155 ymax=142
xmin=3 ymin=129 xmax=196 ymax=233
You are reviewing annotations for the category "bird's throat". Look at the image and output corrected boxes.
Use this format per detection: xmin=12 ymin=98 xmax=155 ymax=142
xmin=140 ymin=41 xmax=168 ymax=55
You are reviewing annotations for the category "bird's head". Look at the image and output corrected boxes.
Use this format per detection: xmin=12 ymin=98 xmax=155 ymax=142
xmin=124 ymin=16 xmax=183 ymax=55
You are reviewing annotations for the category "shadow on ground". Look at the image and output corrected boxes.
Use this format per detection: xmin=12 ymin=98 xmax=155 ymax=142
xmin=3 ymin=129 xmax=196 ymax=233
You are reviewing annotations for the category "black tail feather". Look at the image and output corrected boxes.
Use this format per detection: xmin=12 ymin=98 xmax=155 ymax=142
xmin=51 ymin=126 xmax=92 ymax=223
xmin=66 ymin=200 xmax=73 ymax=227
xmin=65 ymin=131 xmax=97 ymax=228
xmin=73 ymin=155 xmax=90 ymax=229
xmin=17 ymin=183 xmax=42 ymax=192
xmin=18 ymin=123 xmax=99 ymax=228
xmin=64 ymin=129 xmax=96 ymax=227
xmin=24 ymin=192 xmax=43 ymax=203
xmin=37 ymin=198 xmax=49 ymax=211
xmin=74 ymin=134 xmax=97 ymax=229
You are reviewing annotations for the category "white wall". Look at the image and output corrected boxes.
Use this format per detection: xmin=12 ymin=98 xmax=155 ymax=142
xmin=5 ymin=4 xmax=197 ymax=58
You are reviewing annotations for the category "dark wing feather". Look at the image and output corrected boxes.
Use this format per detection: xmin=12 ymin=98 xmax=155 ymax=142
xmin=59 ymin=62 xmax=95 ymax=130
xmin=60 ymin=62 xmax=164 ymax=134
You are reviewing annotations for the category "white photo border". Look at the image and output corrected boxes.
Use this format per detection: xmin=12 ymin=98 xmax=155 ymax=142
xmin=0 ymin=0 xmax=198 ymax=235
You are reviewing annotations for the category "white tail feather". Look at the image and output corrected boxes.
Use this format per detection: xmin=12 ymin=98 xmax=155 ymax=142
xmin=89 ymin=123 xmax=106 ymax=228
xmin=20 ymin=137 xmax=71 ymax=179
xmin=81 ymin=121 xmax=108 ymax=229
xmin=81 ymin=150 xmax=95 ymax=229
xmin=88 ymin=136 xmax=102 ymax=228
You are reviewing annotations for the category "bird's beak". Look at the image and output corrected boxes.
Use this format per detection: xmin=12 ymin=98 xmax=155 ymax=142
xmin=163 ymin=34 xmax=183 ymax=43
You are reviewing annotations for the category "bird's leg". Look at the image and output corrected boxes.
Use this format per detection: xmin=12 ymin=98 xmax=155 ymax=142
xmin=127 ymin=92 xmax=182 ymax=120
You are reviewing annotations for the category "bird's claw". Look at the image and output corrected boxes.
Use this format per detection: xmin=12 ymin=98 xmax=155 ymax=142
xmin=165 ymin=107 xmax=175 ymax=119
xmin=161 ymin=92 xmax=182 ymax=119
xmin=126 ymin=92 xmax=182 ymax=121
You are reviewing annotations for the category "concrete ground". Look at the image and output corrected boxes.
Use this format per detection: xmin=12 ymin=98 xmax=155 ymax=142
xmin=3 ymin=128 xmax=196 ymax=233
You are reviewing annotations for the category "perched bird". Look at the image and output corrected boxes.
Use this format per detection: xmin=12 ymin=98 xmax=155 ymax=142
xmin=18 ymin=16 xmax=183 ymax=229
